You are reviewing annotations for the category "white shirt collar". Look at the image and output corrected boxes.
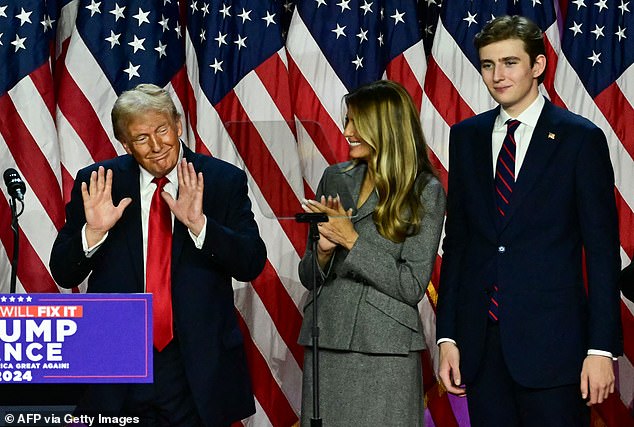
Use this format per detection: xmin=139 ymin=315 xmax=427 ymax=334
xmin=495 ymin=95 xmax=545 ymax=130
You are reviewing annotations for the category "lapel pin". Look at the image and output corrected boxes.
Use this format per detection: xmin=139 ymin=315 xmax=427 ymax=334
xmin=548 ymin=132 xmax=556 ymax=140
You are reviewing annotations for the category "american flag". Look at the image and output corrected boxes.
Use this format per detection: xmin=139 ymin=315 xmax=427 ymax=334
xmin=555 ymin=0 xmax=634 ymax=424
xmin=0 ymin=0 xmax=62 ymax=294
xmin=1 ymin=0 xmax=633 ymax=426
xmin=424 ymin=0 xmax=634 ymax=425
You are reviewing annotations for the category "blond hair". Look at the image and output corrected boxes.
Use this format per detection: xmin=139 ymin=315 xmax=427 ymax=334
xmin=344 ymin=80 xmax=436 ymax=242
xmin=111 ymin=83 xmax=180 ymax=142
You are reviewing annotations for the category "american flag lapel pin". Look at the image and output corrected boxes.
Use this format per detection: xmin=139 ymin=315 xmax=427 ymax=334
xmin=548 ymin=132 xmax=556 ymax=140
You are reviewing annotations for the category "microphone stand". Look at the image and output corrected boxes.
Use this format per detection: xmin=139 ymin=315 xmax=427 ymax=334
xmin=295 ymin=212 xmax=328 ymax=427
xmin=8 ymin=196 xmax=23 ymax=294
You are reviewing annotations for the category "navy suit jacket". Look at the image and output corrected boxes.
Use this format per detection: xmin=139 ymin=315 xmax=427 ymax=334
xmin=50 ymin=145 xmax=267 ymax=425
xmin=437 ymin=99 xmax=622 ymax=388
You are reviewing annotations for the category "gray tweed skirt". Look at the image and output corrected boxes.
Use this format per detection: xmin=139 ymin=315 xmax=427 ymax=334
xmin=300 ymin=348 xmax=424 ymax=426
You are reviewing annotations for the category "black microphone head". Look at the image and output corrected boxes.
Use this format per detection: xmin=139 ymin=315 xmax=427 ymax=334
xmin=3 ymin=168 xmax=26 ymax=201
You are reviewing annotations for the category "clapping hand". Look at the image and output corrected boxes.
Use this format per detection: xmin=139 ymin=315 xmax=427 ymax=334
xmin=302 ymin=195 xmax=357 ymax=252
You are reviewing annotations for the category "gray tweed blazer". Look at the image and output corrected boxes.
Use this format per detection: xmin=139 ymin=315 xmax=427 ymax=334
xmin=298 ymin=161 xmax=446 ymax=355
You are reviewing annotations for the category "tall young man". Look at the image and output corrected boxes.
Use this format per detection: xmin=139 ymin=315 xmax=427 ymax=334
xmin=436 ymin=15 xmax=622 ymax=426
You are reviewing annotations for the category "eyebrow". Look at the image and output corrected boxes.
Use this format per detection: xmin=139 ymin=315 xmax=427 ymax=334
xmin=481 ymin=56 xmax=521 ymax=63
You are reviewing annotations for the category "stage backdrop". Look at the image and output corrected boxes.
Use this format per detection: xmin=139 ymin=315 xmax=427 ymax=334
xmin=0 ymin=0 xmax=632 ymax=426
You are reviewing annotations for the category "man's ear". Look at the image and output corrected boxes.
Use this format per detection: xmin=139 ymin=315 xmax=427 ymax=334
xmin=533 ymin=54 xmax=547 ymax=80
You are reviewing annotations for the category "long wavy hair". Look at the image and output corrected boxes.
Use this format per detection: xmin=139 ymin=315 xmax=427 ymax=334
xmin=344 ymin=80 xmax=436 ymax=242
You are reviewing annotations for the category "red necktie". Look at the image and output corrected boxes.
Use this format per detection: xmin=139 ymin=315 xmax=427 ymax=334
xmin=494 ymin=119 xmax=520 ymax=217
xmin=489 ymin=119 xmax=520 ymax=322
xmin=147 ymin=176 xmax=173 ymax=351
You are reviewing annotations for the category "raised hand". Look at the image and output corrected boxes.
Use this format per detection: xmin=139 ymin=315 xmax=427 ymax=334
xmin=162 ymin=159 xmax=205 ymax=236
xmin=302 ymin=195 xmax=357 ymax=251
xmin=82 ymin=166 xmax=132 ymax=247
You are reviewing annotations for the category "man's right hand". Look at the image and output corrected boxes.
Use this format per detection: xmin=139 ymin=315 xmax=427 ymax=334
xmin=438 ymin=341 xmax=466 ymax=396
xmin=82 ymin=166 xmax=132 ymax=247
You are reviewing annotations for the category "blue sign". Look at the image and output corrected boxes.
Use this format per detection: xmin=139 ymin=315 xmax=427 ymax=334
xmin=0 ymin=293 xmax=152 ymax=383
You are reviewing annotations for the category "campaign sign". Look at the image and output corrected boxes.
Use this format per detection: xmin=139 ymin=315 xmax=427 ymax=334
xmin=0 ymin=293 xmax=152 ymax=383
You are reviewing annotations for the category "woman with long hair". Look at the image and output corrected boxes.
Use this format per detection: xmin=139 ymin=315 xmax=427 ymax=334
xmin=298 ymin=80 xmax=446 ymax=426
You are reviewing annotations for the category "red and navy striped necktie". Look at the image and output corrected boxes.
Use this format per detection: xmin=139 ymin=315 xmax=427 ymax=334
xmin=489 ymin=119 xmax=520 ymax=322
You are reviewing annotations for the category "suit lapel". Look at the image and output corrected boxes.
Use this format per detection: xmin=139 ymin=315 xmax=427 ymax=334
xmin=473 ymin=109 xmax=499 ymax=232
xmin=499 ymin=101 xmax=560 ymax=231
xmin=115 ymin=156 xmax=144 ymax=291
xmin=337 ymin=162 xmax=376 ymax=223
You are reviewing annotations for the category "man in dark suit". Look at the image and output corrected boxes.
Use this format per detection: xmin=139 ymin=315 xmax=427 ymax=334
xmin=50 ymin=84 xmax=266 ymax=426
xmin=436 ymin=16 xmax=622 ymax=426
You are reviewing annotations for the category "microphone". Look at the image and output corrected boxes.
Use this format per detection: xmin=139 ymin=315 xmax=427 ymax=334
xmin=3 ymin=168 xmax=26 ymax=201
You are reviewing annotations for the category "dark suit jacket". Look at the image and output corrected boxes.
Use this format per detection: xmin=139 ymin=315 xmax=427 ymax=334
xmin=436 ymin=99 xmax=622 ymax=389
xmin=50 ymin=145 xmax=267 ymax=425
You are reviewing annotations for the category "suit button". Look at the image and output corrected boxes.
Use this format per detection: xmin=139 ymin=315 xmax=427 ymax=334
xmin=498 ymin=246 xmax=506 ymax=253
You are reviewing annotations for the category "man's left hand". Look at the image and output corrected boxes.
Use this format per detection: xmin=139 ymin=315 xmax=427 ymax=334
xmin=162 ymin=159 xmax=206 ymax=236
xmin=580 ymin=355 xmax=615 ymax=406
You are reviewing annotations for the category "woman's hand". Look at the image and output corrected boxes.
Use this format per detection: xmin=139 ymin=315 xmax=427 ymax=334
xmin=303 ymin=195 xmax=358 ymax=251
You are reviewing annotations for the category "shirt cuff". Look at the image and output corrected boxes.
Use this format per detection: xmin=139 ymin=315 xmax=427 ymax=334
xmin=587 ymin=349 xmax=616 ymax=360
xmin=82 ymin=224 xmax=108 ymax=258
xmin=437 ymin=338 xmax=457 ymax=346
xmin=188 ymin=215 xmax=207 ymax=249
